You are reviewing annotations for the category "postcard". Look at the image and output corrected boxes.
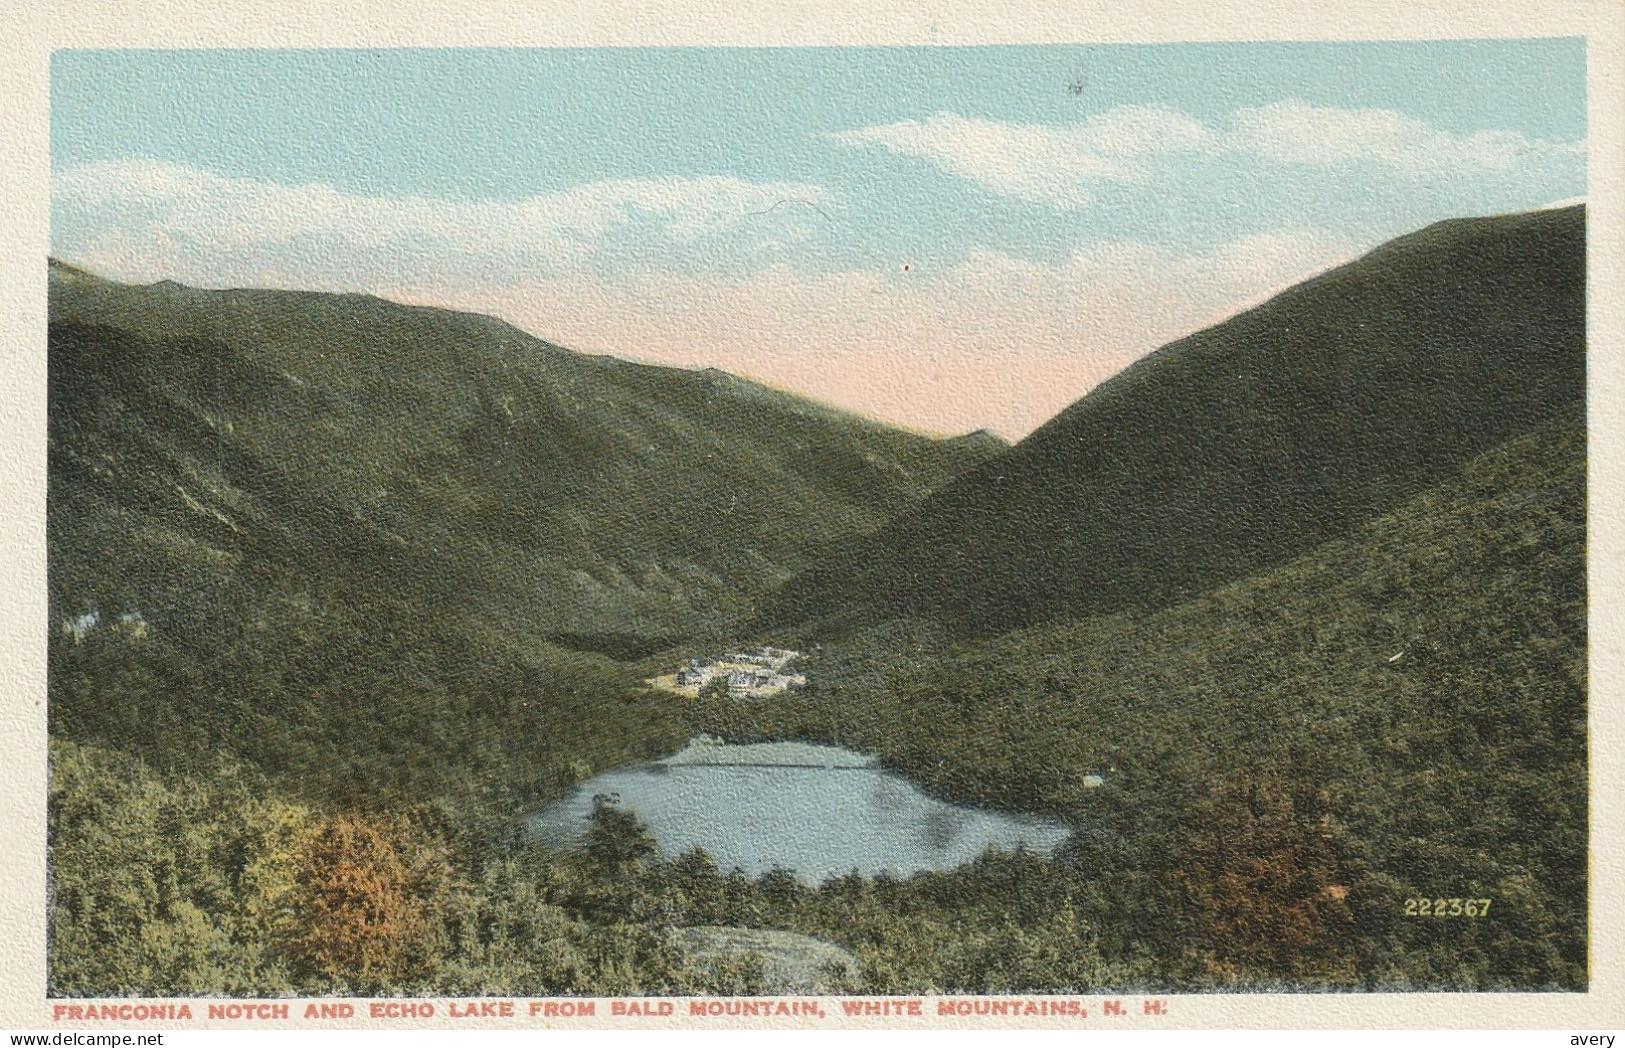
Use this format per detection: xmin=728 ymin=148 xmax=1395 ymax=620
xmin=3 ymin=0 xmax=1622 ymax=1031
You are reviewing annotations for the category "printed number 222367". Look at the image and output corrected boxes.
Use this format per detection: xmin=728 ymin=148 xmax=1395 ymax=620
xmin=1404 ymin=898 xmax=1491 ymax=917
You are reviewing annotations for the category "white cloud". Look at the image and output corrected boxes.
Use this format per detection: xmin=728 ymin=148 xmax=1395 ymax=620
xmin=1225 ymin=101 xmax=1586 ymax=172
xmin=827 ymin=103 xmax=1584 ymax=208
xmin=52 ymin=160 xmax=830 ymax=289
xmin=825 ymin=106 xmax=1211 ymax=209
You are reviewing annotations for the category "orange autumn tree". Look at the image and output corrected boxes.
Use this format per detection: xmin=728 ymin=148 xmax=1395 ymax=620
xmin=1168 ymin=774 xmax=1357 ymax=982
xmin=289 ymin=812 xmax=453 ymax=985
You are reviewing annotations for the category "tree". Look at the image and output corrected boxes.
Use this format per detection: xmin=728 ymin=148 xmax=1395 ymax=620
xmin=1167 ymin=774 xmax=1356 ymax=982
xmin=288 ymin=813 xmax=451 ymax=985
xmin=584 ymin=795 xmax=657 ymax=875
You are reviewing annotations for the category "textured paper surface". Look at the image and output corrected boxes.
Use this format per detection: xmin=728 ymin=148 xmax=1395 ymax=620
xmin=6 ymin=0 xmax=1624 ymax=1029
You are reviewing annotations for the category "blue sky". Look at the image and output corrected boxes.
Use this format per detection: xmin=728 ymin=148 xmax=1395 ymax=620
xmin=51 ymin=42 xmax=1587 ymax=436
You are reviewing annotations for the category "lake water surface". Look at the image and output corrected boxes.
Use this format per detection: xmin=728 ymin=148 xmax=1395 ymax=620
xmin=525 ymin=738 xmax=1076 ymax=881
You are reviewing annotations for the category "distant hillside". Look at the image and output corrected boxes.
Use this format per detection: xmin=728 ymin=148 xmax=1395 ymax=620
xmin=48 ymin=263 xmax=1004 ymax=653
xmin=765 ymin=206 xmax=1585 ymax=635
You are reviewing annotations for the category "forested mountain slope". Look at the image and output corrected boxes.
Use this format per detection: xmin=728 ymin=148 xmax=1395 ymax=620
xmin=766 ymin=206 xmax=1584 ymax=635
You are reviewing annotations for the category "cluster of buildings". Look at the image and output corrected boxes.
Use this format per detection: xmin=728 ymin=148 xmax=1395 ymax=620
xmin=655 ymin=646 xmax=807 ymax=698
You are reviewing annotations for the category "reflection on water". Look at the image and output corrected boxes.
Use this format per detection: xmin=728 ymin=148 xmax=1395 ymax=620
xmin=525 ymin=740 xmax=1075 ymax=881
xmin=918 ymin=802 xmax=965 ymax=851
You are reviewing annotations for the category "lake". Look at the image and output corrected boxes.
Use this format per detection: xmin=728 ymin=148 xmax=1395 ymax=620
xmin=524 ymin=737 xmax=1076 ymax=881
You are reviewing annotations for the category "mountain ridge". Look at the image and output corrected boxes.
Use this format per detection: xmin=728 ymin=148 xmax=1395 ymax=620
xmin=47 ymin=262 xmax=1004 ymax=652
xmin=763 ymin=205 xmax=1586 ymax=636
